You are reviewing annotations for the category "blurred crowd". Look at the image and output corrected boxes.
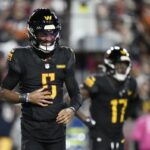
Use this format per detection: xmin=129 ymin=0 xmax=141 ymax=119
xmin=0 ymin=0 xmax=150 ymax=150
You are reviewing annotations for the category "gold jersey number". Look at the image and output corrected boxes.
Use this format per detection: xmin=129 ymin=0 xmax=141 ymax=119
xmin=110 ymin=99 xmax=128 ymax=123
xmin=42 ymin=73 xmax=57 ymax=99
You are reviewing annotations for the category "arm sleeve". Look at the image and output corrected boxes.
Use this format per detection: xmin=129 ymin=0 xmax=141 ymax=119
xmin=129 ymin=92 xmax=141 ymax=119
xmin=1 ymin=68 xmax=20 ymax=90
xmin=65 ymin=50 xmax=82 ymax=111
xmin=128 ymin=80 xmax=142 ymax=119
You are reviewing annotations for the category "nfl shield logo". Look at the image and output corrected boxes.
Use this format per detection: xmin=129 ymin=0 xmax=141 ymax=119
xmin=45 ymin=64 xmax=50 ymax=69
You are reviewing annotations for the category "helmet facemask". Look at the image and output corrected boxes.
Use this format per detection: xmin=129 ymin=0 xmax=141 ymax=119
xmin=113 ymin=61 xmax=131 ymax=81
xmin=32 ymin=28 xmax=59 ymax=53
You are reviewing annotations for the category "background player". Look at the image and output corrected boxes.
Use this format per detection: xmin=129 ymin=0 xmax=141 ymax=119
xmin=76 ymin=46 xmax=141 ymax=150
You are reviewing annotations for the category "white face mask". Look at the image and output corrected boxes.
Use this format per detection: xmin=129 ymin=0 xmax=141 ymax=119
xmin=36 ymin=33 xmax=59 ymax=53
xmin=113 ymin=64 xmax=131 ymax=81
xmin=113 ymin=73 xmax=128 ymax=81
xmin=39 ymin=42 xmax=56 ymax=53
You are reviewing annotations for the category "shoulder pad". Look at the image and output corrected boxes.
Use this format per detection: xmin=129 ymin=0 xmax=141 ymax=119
xmin=84 ymin=75 xmax=96 ymax=88
xmin=129 ymin=76 xmax=137 ymax=88
xmin=60 ymin=46 xmax=74 ymax=53
xmin=7 ymin=48 xmax=25 ymax=61
xmin=7 ymin=48 xmax=23 ymax=74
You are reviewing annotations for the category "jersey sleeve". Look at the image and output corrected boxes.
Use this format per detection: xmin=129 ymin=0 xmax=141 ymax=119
xmin=83 ymin=75 xmax=99 ymax=94
xmin=65 ymin=48 xmax=75 ymax=77
xmin=1 ymin=68 xmax=20 ymax=90
xmin=1 ymin=49 xmax=22 ymax=90
xmin=7 ymin=49 xmax=22 ymax=74
xmin=64 ymin=48 xmax=82 ymax=111
xmin=128 ymin=78 xmax=142 ymax=119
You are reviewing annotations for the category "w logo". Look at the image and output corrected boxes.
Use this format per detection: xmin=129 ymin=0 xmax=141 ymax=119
xmin=44 ymin=16 xmax=52 ymax=20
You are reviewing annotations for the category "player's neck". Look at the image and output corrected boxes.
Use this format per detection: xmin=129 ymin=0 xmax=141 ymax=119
xmin=34 ymin=49 xmax=54 ymax=60
xmin=109 ymin=76 xmax=125 ymax=85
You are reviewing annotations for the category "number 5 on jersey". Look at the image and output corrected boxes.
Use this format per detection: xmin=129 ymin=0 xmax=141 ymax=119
xmin=42 ymin=73 xmax=57 ymax=99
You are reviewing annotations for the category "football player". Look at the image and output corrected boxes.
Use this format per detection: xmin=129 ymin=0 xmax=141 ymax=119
xmin=76 ymin=46 xmax=141 ymax=150
xmin=0 ymin=8 xmax=81 ymax=150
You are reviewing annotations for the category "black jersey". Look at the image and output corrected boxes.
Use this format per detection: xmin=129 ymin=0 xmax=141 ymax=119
xmin=2 ymin=46 xmax=81 ymax=141
xmin=84 ymin=74 xmax=139 ymax=140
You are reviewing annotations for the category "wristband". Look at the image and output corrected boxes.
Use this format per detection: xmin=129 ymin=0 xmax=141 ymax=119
xmin=69 ymin=107 xmax=76 ymax=112
xmin=19 ymin=93 xmax=29 ymax=103
xmin=26 ymin=93 xmax=30 ymax=102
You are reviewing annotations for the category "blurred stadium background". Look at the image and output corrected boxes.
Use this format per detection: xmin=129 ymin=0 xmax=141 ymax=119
xmin=0 ymin=0 xmax=150 ymax=150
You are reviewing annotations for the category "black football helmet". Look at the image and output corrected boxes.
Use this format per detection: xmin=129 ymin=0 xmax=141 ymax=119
xmin=27 ymin=8 xmax=61 ymax=53
xmin=104 ymin=46 xmax=131 ymax=81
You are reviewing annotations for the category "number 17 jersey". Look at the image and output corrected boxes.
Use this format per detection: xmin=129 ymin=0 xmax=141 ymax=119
xmin=83 ymin=74 xmax=139 ymax=139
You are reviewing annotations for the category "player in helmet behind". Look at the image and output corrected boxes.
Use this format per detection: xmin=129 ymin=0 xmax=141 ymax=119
xmin=76 ymin=46 xmax=141 ymax=150
xmin=104 ymin=46 xmax=131 ymax=82
xmin=0 ymin=8 xmax=82 ymax=150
